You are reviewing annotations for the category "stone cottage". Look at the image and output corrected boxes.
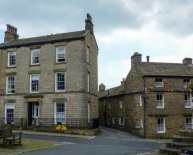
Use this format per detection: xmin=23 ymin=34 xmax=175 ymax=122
xmin=99 ymin=52 xmax=193 ymax=138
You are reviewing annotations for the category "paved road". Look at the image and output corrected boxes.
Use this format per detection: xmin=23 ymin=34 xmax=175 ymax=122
xmin=20 ymin=127 xmax=163 ymax=155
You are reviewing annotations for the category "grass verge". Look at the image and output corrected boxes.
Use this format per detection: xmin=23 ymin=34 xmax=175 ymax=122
xmin=0 ymin=139 xmax=61 ymax=155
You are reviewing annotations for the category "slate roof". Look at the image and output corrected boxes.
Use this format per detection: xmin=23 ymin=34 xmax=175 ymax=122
xmin=0 ymin=30 xmax=87 ymax=49
xmin=140 ymin=62 xmax=193 ymax=77
xmin=98 ymin=85 xmax=125 ymax=99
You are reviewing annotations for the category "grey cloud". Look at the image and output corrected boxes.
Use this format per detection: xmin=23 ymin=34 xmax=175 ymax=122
xmin=152 ymin=0 xmax=193 ymax=36
xmin=0 ymin=0 xmax=193 ymax=37
xmin=0 ymin=0 xmax=145 ymax=36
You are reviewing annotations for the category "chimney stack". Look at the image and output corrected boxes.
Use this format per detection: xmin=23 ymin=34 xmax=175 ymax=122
xmin=131 ymin=52 xmax=142 ymax=67
xmin=121 ymin=78 xmax=125 ymax=86
xmin=99 ymin=83 xmax=106 ymax=92
xmin=146 ymin=56 xmax=150 ymax=62
xmin=183 ymin=57 xmax=192 ymax=65
xmin=85 ymin=13 xmax=94 ymax=33
xmin=4 ymin=24 xmax=19 ymax=42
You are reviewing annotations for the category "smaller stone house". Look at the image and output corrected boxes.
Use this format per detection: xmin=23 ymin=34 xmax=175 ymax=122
xmin=99 ymin=52 xmax=193 ymax=138
xmin=99 ymin=83 xmax=124 ymax=128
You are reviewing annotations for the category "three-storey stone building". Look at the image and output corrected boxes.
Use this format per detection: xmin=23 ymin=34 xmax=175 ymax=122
xmin=0 ymin=14 xmax=98 ymax=129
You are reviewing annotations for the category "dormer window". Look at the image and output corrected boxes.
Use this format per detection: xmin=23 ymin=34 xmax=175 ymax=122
xmin=56 ymin=46 xmax=66 ymax=63
xmin=155 ymin=78 xmax=163 ymax=87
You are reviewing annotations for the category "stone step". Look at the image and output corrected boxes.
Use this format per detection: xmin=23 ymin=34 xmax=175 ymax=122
xmin=166 ymin=142 xmax=193 ymax=149
xmin=179 ymin=130 xmax=193 ymax=137
xmin=160 ymin=147 xmax=180 ymax=155
xmin=172 ymin=135 xmax=193 ymax=143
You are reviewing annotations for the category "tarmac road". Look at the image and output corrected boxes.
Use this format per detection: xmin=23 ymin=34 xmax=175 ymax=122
xmin=19 ymin=127 xmax=163 ymax=155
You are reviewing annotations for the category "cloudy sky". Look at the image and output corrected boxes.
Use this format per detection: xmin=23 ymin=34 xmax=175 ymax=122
xmin=0 ymin=0 xmax=193 ymax=89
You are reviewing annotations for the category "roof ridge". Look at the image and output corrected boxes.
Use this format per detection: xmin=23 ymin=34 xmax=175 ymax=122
xmin=0 ymin=30 xmax=87 ymax=48
xmin=16 ymin=30 xmax=86 ymax=41
xmin=142 ymin=62 xmax=183 ymax=65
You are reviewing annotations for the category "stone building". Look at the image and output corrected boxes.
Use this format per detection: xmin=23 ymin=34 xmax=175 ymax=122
xmin=99 ymin=52 xmax=193 ymax=138
xmin=99 ymin=83 xmax=124 ymax=128
xmin=0 ymin=14 xmax=99 ymax=129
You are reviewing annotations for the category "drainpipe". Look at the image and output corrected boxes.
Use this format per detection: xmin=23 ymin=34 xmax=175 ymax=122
xmin=143 ymin=76 xmax=146 ymax=138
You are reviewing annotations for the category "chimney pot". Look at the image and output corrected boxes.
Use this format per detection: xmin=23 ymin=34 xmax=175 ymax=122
xmin=146 ymin=56 xmax=150 ymax=62
xmin=121 ymin=78 xmax=125 ymax=86
xmin=4 ymin=24 xmax=18 ymax=42
xmin=85 ymin=13 xmax=94 ymax=33
xmin=131 ymin=52 xmax=142 ymax=67
xmin=183 ymin=57 xmax=192 ymax=65
xmin=99 ymin=83 xmax=106 ymax=92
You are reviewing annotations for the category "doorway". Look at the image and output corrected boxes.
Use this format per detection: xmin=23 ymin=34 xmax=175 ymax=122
xmin=28 ymin=102 xmax=39 ymax=126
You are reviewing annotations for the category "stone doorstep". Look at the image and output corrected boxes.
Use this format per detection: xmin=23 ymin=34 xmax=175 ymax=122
xmin=179 ymin=130 xmax=193 ymax=137
xmin=166 ymin=142 xmax=193 ymax=149
xmin=159 ymin=147 xmax=180 ymax=155
xmin=172 ymin=135 xmax=193 ymax=143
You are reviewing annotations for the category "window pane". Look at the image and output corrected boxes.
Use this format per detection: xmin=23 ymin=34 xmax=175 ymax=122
xmin=31 ymin=49 xmax=40 ymax=64
xmin=56 ymin=46 xmax=66 ymax=62
xmin=87 ymin=47 xmax=90 ymax=63
xmin=156 ymin=94 xmax=164 ymax=108
xmin=55 ymin=102 xmax=65 ymax=124
xmin=155 ymin=78 xmax=163 ymax=87
xmin=7 ymin=76 xmax=15 ymax=94
xmin=185 ymin=94 xmax=191 ymax=107
xmin=56 ymin=72 xmax=65 ymax=91
xmin=30 ymin=75 xmax=39 ymax=92
xmin=5 ymin=103 xmax=14 ymax=125
xmin=8 ymin=52 xmax=16 ymax=67
xmin=157 ymin=118 xmax=165 ymax=132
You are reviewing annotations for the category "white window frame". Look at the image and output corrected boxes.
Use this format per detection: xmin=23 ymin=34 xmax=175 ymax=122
xmin=112 ymin=117 xmax=115 ymax=125
xmin=139 ymin=94 xmax=143 ymax=106
xmin=87 ymin=72 xmax=90 ymax=92
xmin=31 ymin=102 xmax=39 ymax=118
xmin=108 ymin=102 xmax=111 ymax=109
xmin=186 ymin=117 xmax=193 ymax=130
xmin=8 ymin=52 xmax=16 ymax=67
xmin=184 ymin=78 xmax=190 ymax=88
xmin=56 ymin=46 xmax=66 ymax=63
xmin=30 ymin=74 xmax=40 ymax=93
xmin=31 ymin=49 xmax=40 ymax=65
xmin=54 ymin=102 xmax=66 ymax=124
xmin=5 ymin=103 xmax=15 ymax=124
xmin=86 ymin=46 xmax=90 ymax=63
xmin=157 ymin=118 xmax=166 ymax=133
xmin=156 ymin=94 xmax=164 ymax=109
xmin=6 ymin=75 xmax=15 ymax=94
xmin=119 ymin=116 xmax=125 ymax=125
xmin=88 ymin=102 xmax=91 ymax=123
xmin=55 ymin=72 xmax=66 ymax=92
xmin=140 ymin=119 xmax=143 ymax=128
xmin=185 ymin=94 xmax=191 ymax=108
xmin=155 ymin=78 xmax=163 ymax=87
xmin=119 ymin=100 xmax=123 ymax=109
